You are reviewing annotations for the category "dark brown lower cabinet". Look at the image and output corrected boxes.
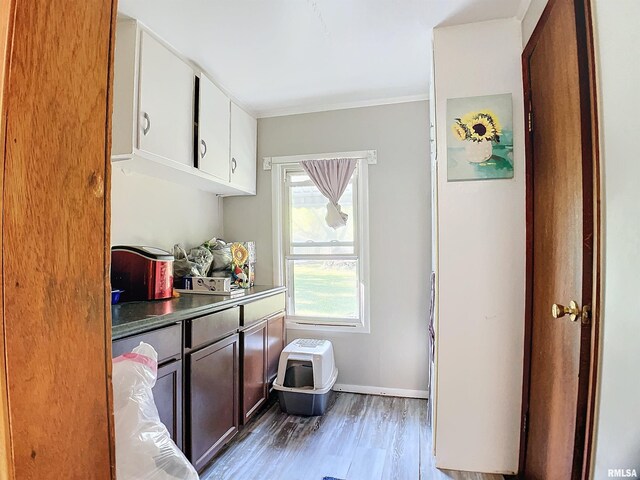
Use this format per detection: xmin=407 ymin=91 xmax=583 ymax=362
xmin=154 ymin=360 xmax=183 ymax=450
xmin=187 ymin=333 xmax=239 ymax=472
xmin=266 ymin=313 xmax=286 ymax=386
xmin=240 ymin=312 xmax=285 ymax=425
xmin=240 ymin=320 xmax=268 ymax=425
xmin=111 ymin=294 xmax=286 ymax=472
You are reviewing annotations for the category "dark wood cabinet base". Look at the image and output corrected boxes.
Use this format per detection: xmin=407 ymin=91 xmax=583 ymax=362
xmin=111 ymin=291 xmax=287 ymax=474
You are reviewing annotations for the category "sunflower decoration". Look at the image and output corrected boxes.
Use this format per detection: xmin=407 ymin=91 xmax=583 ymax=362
xmin=230 ymin=242 xmax=249 ymax=267
xmin=453 ymin=110 xmax=501 ymax=143
xmin=452 ymin=122 xmax=468 ymax=141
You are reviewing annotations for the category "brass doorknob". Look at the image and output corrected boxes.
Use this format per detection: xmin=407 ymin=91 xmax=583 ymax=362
xmin=551 ymin=300 xmax=580 ymax=322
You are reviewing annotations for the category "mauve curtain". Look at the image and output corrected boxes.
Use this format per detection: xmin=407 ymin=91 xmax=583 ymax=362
xmin=300 ymin=158 xmax=357 ymax=229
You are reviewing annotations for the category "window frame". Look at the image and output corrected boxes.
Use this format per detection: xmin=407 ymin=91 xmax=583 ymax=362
xmin=271 ymin=153 xmax=371 ymax=334
xmin=284 ymin=167 xmax=360 ymax=324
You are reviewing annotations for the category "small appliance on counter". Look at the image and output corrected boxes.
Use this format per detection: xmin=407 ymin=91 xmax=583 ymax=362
xmin=111 ymin=246 xmax=174 ymax=302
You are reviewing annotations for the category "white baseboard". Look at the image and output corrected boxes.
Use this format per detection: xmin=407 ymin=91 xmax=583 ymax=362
xmin=333 ymin=383 xmax=429 ymax=399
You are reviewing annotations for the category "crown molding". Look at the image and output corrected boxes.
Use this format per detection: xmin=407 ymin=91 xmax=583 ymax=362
xmin=256 ymin=93 xmax=429 ymax=119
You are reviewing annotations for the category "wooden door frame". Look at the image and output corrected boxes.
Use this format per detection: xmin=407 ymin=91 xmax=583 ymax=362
xmin=519 ymin=0 xmax=602 ymax=477
xmin=0 ymin=1 xmax=16 ymax=476
xmin=0 ymin=1 xmax=118 ymax=478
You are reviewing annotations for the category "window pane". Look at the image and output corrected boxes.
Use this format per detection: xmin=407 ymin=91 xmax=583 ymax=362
xmin=289 ymin=181 xmax=354 ymax=254
xmin=289 ymin=260 xmax=359 ymax=319
xmin=291 ymin=243 xmax=354 ymax=255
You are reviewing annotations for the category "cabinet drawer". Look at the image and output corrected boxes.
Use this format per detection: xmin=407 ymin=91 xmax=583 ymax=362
xmin=186 ymin=307 xmax=239 ymax=350
xmin=112 ymin=323 xmax=181 ymax=365
xmin=241 ymin=293 xmax=285 ymax=327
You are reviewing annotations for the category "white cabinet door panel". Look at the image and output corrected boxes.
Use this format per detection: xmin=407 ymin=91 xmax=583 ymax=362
xmin=138 ymin=31 xmax=194 ymax=166
xmin=230 ymin=103 xmax=257 ymax=194
xmin=198 ymin=75 xmax=230 ymax=181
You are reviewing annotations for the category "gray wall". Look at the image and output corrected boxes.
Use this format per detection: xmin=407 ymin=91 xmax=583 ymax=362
xmin=224 ymin=101 xmax=431 ymax=393
xmin=521 ymin=0 xmax=548 ymax=47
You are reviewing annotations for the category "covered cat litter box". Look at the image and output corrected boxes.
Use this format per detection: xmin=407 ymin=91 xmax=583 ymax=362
xmin=273 ymin=338 xmax=338 ymax=416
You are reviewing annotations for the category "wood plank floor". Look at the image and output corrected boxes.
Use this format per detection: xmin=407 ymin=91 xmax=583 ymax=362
xmin=201 ymin=392 xmax=504 ymax=480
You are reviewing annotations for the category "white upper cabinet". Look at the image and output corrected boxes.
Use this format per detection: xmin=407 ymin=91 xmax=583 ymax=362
xmin=111 ymin=20 xmax=138 ymax=159
xmin=197 ymin=75 xmax=230 ymax=181
xmin=230 ymin=102 xmax=257 ymax=195
xmin=111 ymin=19 xmax=257 ymax=196
xmin=138 ymin=31 xmax=194 ymax=166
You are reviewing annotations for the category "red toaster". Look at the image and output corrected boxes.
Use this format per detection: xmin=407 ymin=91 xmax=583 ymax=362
xmin=111 ymin=246 xmax=174 ymax=302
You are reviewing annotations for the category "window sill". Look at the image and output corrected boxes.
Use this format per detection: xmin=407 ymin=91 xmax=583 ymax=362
xmin=285 ymin=318 xmax=370 ymax=334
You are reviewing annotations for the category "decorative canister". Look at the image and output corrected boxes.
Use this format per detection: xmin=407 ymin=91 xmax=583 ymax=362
xmin=230 ymin=242 xmax=255 ymax=288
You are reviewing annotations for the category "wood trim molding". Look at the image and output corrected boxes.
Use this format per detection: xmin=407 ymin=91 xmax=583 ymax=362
xmin=576 ymin=0 xmax=602 ymax=475
xmin=104 ymin=0 xmax=118 ymax=474
xmin=0 ymin=1 xmax=16 ymax=478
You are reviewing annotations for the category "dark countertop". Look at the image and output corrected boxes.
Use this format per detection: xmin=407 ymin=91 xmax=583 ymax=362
xmin=112 ymin=285 xmax=286 ymax=340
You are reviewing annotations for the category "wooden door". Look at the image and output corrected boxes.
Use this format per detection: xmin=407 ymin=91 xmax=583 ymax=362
xmin=197 ymin=75 xmax=231 ymax=181
xmin=240 ymin=320 xmax=268 ymax=424
xmin=187 ymin=333 xmax=239 ymax=472
xmin=0 ymin=0 xmax=117 ymax=478
xmin=522 ymin=0 xmax=599 ymax=478
xmin=155 ymin=360 xmax=183 ymax=450
xmin=230 ymin=102 xmax=257 ymax=194
xmin=138 ymin=31 xmax=194 ymax=166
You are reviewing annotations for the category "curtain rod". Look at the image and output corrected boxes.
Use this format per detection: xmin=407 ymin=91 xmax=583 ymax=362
xmin=262 ymin=150 xmax=377 ymax=170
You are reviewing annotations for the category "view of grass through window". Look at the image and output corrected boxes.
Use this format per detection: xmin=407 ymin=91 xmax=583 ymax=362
xmin=292 ymin=261 xmax=359 ymax=319
xmin=287 ymin=173 xmax=359 ymax=320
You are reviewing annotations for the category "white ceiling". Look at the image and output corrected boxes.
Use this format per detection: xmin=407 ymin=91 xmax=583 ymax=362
xmin=118 ymin=0 xmax=528 ymax=117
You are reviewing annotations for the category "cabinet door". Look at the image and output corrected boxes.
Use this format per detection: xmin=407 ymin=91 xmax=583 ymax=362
xmin=230 ymin=102 xmax=257 ymax=194
xmin=187 ymin=334 xmax=239 ymax=472
xmin=154 ymin=360 xmax=183 ymax=450
xmin=138 ymin=31 xmax=194 ymax=166
xmin=240 ymin=320 xmax=267 ymax=424
xmin=197 ymin=75 xmax=230 ymax=181
xmin=266 ymin=313 xmax=285 ymax=386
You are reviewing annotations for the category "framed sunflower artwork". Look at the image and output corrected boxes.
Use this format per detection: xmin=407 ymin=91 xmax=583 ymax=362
xmin=446 ymin=93 xmax=514 ymax=181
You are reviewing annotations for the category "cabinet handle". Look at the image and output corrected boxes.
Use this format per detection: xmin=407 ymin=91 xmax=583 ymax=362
xmin=200 ymin=139 xmax=207 ymax=158
xmin=231 ymin=157 xmax=237 ymax=173
xmin=142 ymin=112 xmax=151 ymax=135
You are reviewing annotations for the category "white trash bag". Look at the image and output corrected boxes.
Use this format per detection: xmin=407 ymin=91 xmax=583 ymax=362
xmin=112 ymin=342 xmax=199 ymax=480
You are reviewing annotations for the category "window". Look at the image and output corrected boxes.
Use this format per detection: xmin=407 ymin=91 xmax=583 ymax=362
xmin=272 ymin=155 xmax=370 ymax=333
